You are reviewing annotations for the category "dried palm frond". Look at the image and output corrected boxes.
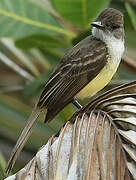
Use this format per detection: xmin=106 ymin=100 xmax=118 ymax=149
xmin=5 ymin=81 xmax=136 ymax=180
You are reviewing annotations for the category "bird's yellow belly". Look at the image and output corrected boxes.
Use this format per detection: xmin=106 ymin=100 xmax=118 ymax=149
xmin=76 ymin=59 xmax=119 ymax=99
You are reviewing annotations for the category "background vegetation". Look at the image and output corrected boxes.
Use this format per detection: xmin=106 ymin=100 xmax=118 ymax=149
xmin=0 ymin=0 xmax=136 ymax=178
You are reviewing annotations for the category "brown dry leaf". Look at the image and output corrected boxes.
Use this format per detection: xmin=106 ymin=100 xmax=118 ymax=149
xmin=5 ymin=81 xmax=136 ymax=180
xmin=5 ymin=112 xmax=132 ymax=180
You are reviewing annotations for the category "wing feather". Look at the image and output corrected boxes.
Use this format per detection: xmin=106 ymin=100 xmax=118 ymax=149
xmin=37 ymin=36 xmax=108 ymax=122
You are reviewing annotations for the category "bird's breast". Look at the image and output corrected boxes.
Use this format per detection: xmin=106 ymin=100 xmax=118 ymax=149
xmin=76 ymin=57 xmax=120 ymax=99
xmin=76 ymin=35 xmax=124 ymax=99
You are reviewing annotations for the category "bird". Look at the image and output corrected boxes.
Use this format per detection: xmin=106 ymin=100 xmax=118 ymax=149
xmin=6 ymin=8 xmax=125 ymax=174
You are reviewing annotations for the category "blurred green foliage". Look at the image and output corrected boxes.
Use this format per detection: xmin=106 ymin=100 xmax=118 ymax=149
xmin=0 ymin=0 xmax=136 ymax=177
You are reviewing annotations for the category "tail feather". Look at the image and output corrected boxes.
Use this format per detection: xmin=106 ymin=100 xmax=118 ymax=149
xmin=6 ymin=106 xmax=45 ymax=174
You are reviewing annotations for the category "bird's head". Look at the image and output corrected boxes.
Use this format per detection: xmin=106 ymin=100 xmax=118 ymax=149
xmin=91 ymin=8 xmax=124 ymax=41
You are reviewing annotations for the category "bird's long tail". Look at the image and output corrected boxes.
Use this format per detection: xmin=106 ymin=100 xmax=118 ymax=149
xmin=6 ymin=105 xmax=45 ymax=174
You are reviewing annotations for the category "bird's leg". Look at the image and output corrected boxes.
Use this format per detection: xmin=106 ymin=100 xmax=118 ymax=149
xmin=72 ymin=98 xmax=83 ymax=109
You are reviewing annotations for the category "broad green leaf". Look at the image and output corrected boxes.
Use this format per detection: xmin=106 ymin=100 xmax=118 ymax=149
xmin=125 ymin=3 xmax=136 ymax=31
xmin=29 ymin=0 xmax=76 ymax=34
xmin=29 ymin=0 xmax=59 ymax=17
xmin=0 ymin=0 xmax=75 ymax=38
xmin=15 ymin=34 xmax=68 ymax=49
xmin=52 ymin=0 xmax=111 ymax=28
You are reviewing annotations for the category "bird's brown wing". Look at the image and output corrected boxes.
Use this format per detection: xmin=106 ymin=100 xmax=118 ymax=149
xmin=38 ymin=36 xmax=109 ymax=122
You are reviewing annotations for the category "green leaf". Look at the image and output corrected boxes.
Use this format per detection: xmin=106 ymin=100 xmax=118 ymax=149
xmin=125 ymin=2 xmax=136 ymax=31
xmin=126 ymin=29 xmax=136 ymax=48
xmin=15 ymin=34 xmax=68 ymax=49
xmin=0 ymin=152 xmax=6 ymax=174
xmin=0 ymin=0 xmax=75 ymax=38
xmin=0 ymin=152 xmax=7 ymax=179
xmin=30 ymin=0 xmax=59 ymax=17
xmin=52 ymin=0 xmax=111 ymax=28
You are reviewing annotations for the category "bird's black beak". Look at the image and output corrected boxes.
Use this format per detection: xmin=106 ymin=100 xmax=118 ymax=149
xmin=91 ymin=21 xmax=104 ymax=30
